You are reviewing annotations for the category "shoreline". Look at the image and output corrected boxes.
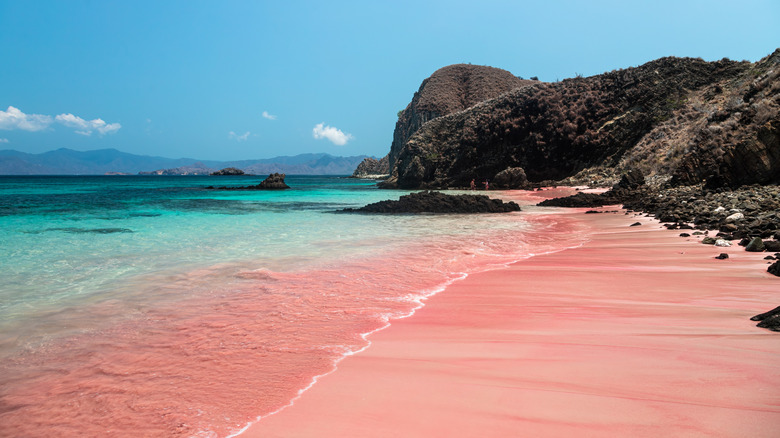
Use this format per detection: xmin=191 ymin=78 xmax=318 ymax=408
xmin=241 ymin=204 xmax=780 ymax=437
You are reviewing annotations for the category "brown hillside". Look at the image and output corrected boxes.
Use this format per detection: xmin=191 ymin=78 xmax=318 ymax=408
xmin=380 ymin=50 xmax=780 ymax=190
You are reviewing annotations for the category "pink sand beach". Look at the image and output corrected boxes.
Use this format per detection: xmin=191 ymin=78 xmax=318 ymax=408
xmin=242 ymin=203 xmax=780 ymax=437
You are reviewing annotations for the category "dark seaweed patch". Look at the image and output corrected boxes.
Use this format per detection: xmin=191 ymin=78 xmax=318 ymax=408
xmin=45 ymin=227 xmax=134 ymax=234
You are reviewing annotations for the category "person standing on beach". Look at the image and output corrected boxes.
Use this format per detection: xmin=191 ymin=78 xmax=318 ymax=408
xmin=470 ymin=179 xmax=476 ymax=190
xmin=484 ymin=180 xmax=489 ymax=190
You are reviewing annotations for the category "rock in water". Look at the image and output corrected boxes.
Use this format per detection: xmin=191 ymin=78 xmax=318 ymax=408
xmin=257 ymin=173 xmax=290 ymax=189
xmin=211 ymin=167 xmax=245 ymax=176
xmin=342 ymin=190 xmax=521 ymax=214
xmin=715 ymin=253 xmax=729 ymax=259
xmin=205 ymin=173 xmax=290 ymax=190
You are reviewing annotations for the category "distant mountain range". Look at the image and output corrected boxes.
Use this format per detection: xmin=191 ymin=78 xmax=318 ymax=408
xmin=0 ymin=148 xmax=371 ymax=175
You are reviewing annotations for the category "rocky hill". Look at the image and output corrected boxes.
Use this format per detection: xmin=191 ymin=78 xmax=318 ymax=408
xmin=352 ymin=64 xmax=533 ymax=178
xmin=378 ymin=49 xmax=779 ymax=190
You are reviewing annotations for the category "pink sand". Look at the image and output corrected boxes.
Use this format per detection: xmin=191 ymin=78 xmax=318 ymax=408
xmin=242 ymin=207 xmax=780 ymax=437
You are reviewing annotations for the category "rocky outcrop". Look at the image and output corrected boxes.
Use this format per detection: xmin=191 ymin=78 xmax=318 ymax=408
xmin=351 ymin=156 xmax=390 ymax=178
xmin=751 ymin=305 xmax=780 ymax=330
xmin=256 ymin=173 xmax=290 ymax=189
xmin=211 ymin=167 xmax=245 ymax=176
xmin=206 ymin=173 xmax=290 ymax=190
xmin=341 ymin=190 xmax=521 ymax=214
xmin=379 ymin=49 xmax=780 ymax=190
xmin=385 ymin=64 xmax=532 ymax=173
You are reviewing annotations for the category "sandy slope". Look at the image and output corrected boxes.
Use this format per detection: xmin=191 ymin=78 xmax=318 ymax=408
xmin=242 ymin=206 xmax=780 ymax=438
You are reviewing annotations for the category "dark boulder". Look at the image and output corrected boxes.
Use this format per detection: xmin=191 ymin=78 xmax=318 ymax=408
xmin=715 ymin=253 xmax=729 ymax=259
xmin=492 ymin=167 xmax=529 ymax=189
xmin=763 ymin=240 xmax=780 ymax=252
xmin=750 ymin=305 xmax=780 ymax=331
xmin=613 ymin=168 xmax=645 ymax=190
xmin=769 ymin=261 xmax=780 ymax=277
xmin=342 ymin=190 xmax=521 ymax=214
xmin=745 ymin=237 xmax=766 ymax=252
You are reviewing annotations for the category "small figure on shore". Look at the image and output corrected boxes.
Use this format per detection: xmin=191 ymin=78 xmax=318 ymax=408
xmin=484 ymin=180 xmax=489 ymax=190
xmin=470 ymin=179 xmax=476 ymax=190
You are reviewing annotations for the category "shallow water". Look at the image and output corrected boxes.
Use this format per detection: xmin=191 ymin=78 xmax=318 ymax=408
xmin=0 ymin=175 xmax=587 ymax=437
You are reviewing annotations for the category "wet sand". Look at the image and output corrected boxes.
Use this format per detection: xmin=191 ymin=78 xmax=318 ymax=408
xmin=242 ymin=206 xmax=780 ymax=438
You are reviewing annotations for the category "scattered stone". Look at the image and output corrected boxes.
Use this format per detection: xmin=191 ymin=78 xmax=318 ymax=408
xmin=745 ymin=237 xmax=766 ymax=252
xmin=725 ymin=212 xmax=744 ymax=222
xmin=764 ymin=255 xmax=776 ymax=260
xmin=680 ymin=233 xmax=691 ymax=237
xmin=715 ymin=253 xmax=729 ymax=259
xmin=630 ymin=222 xmax=642 ymax=227
xmin=715 ymin=239 xmax=732 ymax=247
xmin=702 ymin=237 xmax=717 ymax=245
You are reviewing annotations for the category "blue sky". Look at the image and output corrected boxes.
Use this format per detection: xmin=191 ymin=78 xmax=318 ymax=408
xmin=1 ymin=0 xmax=778 ymax=160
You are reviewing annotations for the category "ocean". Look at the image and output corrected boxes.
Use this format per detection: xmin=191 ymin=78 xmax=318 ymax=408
xmin=0 ymin=175 xmax=588 ymax=437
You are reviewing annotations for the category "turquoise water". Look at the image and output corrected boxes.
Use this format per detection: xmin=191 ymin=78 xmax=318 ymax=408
xmin=0 ymin=176 xmax=401 ymax=324
xmin=0 ymin=175 xmax=587 ymax=437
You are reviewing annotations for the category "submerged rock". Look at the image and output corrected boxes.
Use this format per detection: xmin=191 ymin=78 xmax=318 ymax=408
xmin=342 ymin=190 xmax=521 ymax=214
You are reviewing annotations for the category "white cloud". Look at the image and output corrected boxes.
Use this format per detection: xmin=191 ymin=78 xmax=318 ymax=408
xmin=262 ymin=111 xmax=277 ymax=120
xmin=229 ymin=131 xmax=250 ymax=141
xmin=312 ymin=123 xmax=353 ymax=146
xmin=55 ymin=113 xmax=121 ymax=136
xmin=0 ymin=106 xmax=53 ymax=131
xmin=0 ymin=138 xmax=9 ymax=143
xmin=0 ymin=106 xmax=121 ymax=135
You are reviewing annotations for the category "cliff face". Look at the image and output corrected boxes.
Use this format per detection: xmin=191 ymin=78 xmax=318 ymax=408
xmin=351 ymin=155 xmax=389 ymax=178
xmin=380 ymin=49 xmax=780 ymax=190
xmin=387 ymin=64 xmax=532 ymax=171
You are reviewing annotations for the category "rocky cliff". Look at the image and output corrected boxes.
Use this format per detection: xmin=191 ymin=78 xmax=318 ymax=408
xmin=385 ymin=64 xmax=533 ymax=171
xmin=379 ymin=49 xmax=780 ymax=190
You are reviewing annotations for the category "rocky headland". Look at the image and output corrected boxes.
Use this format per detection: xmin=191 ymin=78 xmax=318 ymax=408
xmin=341 ymin=190 xmax=520 ymax=214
